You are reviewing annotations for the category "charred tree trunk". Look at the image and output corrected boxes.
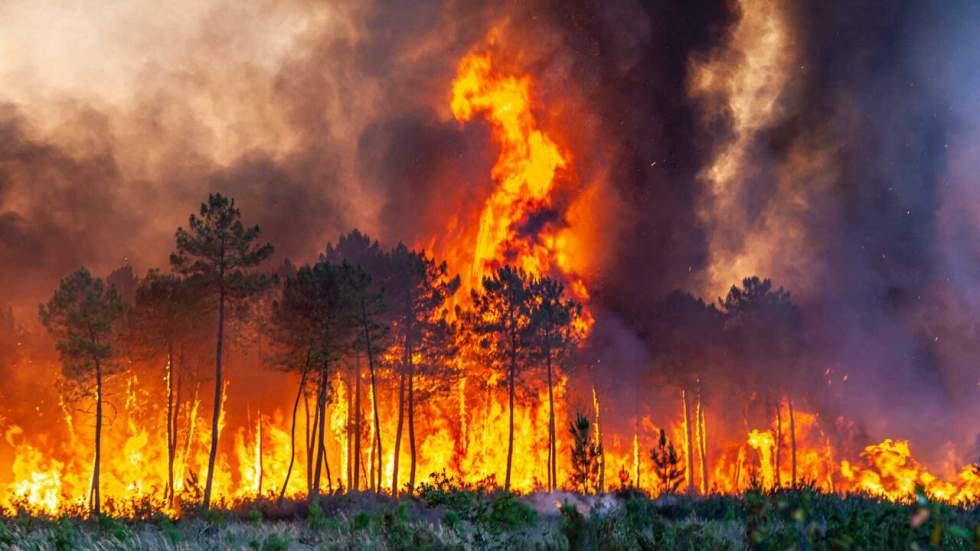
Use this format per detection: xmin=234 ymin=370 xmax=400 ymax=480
xmin=312 ymin=367 xmax=328 ymax=498
xmin=407 ymin=349 xmax=417 ymax=492
xmin=368 ymin=344 xmax=382 ymax=494
xmin=203 ymin=267 xmax=225 ymax=510
xmin=165 ymin=340 xmax=176 ymax=505
xmin=774 ymin=396 xmax=783 ymax=488
xmin=682 ymin=388 xmax=695 ymax=495
xmin=546 ymin=352 xmax=556 ymax=492
xmin=697 ymin=386 xmax=708 ymax=494
xmin=788 ymin=396 xmax=797 ymax=488
xmin=505 ymin=339 xmax=516 ymax=492
xmin=92 ymin=354 xmax=103 ymax=516
xmin=305 ymin=391 xmax=314 ymax=495
xmin=280 ymin=364 xmax=308 ymax=501
xmin=392 ymin=357 xmax=406 ymax=497
xmin=353 ymin=354 xmax=362 ymax=491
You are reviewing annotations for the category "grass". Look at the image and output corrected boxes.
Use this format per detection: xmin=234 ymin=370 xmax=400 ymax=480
xmin=1 ymin=483 xmax=978 ymax=549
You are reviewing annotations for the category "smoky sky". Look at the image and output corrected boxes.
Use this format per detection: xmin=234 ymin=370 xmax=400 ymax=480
xmin=0 ymin=0 xmax=978 ymax=460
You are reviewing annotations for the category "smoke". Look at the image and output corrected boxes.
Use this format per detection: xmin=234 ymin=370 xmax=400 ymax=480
xmin=0 ymin=0 xmax=978 ymax=468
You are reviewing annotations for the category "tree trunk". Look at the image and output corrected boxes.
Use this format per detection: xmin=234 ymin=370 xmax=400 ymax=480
xmin=774 ymin=397 xmax=783 ymax=488
xmin=203 ymin=277 xmax=225 ymax=510
xmin=92 ymin=356 xmax=103 ymax=516
xmin=697 ymin=387 xmax=708 ymax=494
xmin=312 ymin=369 xmax=328 ymax=498
xmin=506 ymin=350 xmax=515 ymax=492
xmin=280 ymin=366 xmax=308 ymax=501
xmin=166 ymin=340 xmax=176 ymax=505
xmin=788 ymin=396 xmax=797 ymax=488
xmin=353 ymin=354 xmax=362 ymax=492
xmin=392 ymin=349 xmax=407 ymax=497
xmin=368 ymin=340 xmax=382 ymax=494
xmin=682 ymin=388 xmax=695 ymax=495
xmin=407 ymin=349 xmax=417 ymax=492
xmin=546 ymin=353 xmax=556 ymax=492
xmin=305 ymin=391 xmax=314 ymax=495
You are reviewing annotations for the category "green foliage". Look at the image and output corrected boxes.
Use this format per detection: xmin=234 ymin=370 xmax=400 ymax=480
xmin=260 ymin=530 xmax=291 ymax=551
xmin=651 ymin=428 xmax=685 ymax=495
xmin=417 ymin=471 xmax=538 ymax=534
xmin=170 ymin=193 xmax=275 ymax=295
xmin=569 ymin=413 xmax=602 ymax=494
xmin=49 ymin=515 xmax=79 ymax=551
xmin=39 ymin=267 xmax=124 ymax=386
xmin=306 ymin=500 xmax=328 ymax=532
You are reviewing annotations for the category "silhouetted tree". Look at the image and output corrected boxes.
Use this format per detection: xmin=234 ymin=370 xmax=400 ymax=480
xmin=132 ymin=270 xmax=200 ymax=505
xmin=170 ymin=193 xmax=273 ymax=509
xmin=651 ymin=428 xmax=685 ymax=495
xmin=529 ymin=277 xmax=582 ymax=492
xmin=39 ymin=268 xmax=123 ymax=515
xmin=721 ymin=276 xmax=805 ymax=486
xmin=387 ymin=243 xmax=459 ymax=495
xmin=467 ymin=266 xmax=534 ymax=491
xmin=324 ymin=231 xmax=388 ymax=493
xmin=568 ymin=413 xmax=602 ymax=494
xmin=342 ymin=264 xmax=388 ymax=493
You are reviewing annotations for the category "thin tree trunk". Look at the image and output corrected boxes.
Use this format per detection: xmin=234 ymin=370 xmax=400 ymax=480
xmin=368 ymin=339 xmax=382 ymax=495
xmin=697 ymin=387 xmax=708 ymax=494
xmin=593 ymin=386 xmax=604 ymax=493
xmin=166 ymin=340 xmax=176 ymax=504
xmin=682 ymin=388 xmax=695 ymax=495
xmin=171 ymin=370 xmax=181 ymax=503
xmin=354 ymin=354 xmax=362 ymax=491
xmin=546 ymin=353 xmax=556 ymax=492
xmin=305 ymin=390 xmax=314 ymax=495
xmin=392 ymin=352 xmax=406 ymax=497
xmin=408 ymin=350 xmax=417 ymax=492
xmin=775 ymin=397 xmax=783 ymax=488
xmin=280 ymin=365 xmax=308 ymax=501
xmin=788 ymin=396 xmax=797 ymax=488
xmin=203 ymin=275 xmax=225 ymax=510
xmin=92 ymin=356 xmax=103 ymax=516
xmin=346 ymin=367 xmax=353 ymax=490
xmin=506 ymin=347 xmax=515 ymax=492
xmin=312 ymin=369 xmax=328 ymax=498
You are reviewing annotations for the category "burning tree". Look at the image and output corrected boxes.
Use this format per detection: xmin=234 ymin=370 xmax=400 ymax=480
xmin=529 ymin=278 xmax=582 ymax=492
xmin=39 ymin=268 xmax=124 ymax=515
xmin=131 ymin=270 xmax=201 ymax=505
xmin=721 ymin=277 xmax=805 ymax=487
xmin=651 ymin=428 xmax=685 ymax=495
xmin=271 ymin=260 xmax=357 ymax=499
xmin=342 ymin=263 xmax=388 ymax=493
xmin=568 ymin=413 xmax=602 ymax=494
xmin=323 ymin=231 xmax=388 ymax=494
xmin=386 ymin=243 xmax=459 ymax=495
xmin=467 ymin=265 xmax=535 ymax=491
xmin=170 ymin=193 xmax=274 ymax=509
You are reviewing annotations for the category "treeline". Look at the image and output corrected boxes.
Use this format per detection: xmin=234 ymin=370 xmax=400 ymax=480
xmin=36 ymin=194 xmax=584 ymax=515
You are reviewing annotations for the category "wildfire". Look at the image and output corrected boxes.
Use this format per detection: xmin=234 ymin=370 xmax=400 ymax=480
xmin=0 ymin=35 xmax=978 ymax=519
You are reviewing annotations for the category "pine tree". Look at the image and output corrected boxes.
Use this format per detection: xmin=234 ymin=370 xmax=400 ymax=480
xmin=170 ymin=193 xmax=274 ymax=509
xmin=132 ymin=270 xmax=200 ymax=505
xmin=568 ymin=413 xmax=602 ymax=494
xmin=39 ymin=268 xmax=123 ymax=515
xmin=651 ymin=428 xmax=685 ymax=495
xmin=467 ymin=265 xmax=534 ymax=491
xmin=529 ymin=277 xmax=581 ymax=492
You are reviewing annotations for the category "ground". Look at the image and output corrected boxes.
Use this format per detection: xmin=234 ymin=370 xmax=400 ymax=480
xmin=1 ymin=484 xmax=978 ymax=550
